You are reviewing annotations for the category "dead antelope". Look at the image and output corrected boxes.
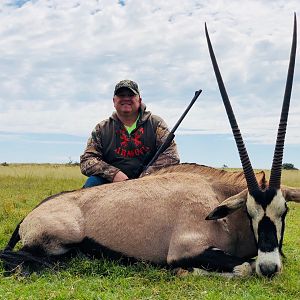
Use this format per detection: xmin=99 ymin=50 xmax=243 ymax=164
xmin=0 ymin=15 xmax=299 ymax=278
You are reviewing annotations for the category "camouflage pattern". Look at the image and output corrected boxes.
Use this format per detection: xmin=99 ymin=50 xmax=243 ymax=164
xmin=80 ymin=104 xmax=180 ymax=182
xmin=139 ymin=119 xmax=179 ymax=177
xmin=80 ymin=132 xmax=121 ymax=182
xmin=114 ymin=79 xmax=140 ymax=95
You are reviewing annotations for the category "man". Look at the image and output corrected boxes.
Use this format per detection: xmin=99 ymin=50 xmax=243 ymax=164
xmin=80 ymin=80 xmax=180 ymax=188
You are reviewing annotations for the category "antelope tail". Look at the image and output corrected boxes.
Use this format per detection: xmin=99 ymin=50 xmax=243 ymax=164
xmin=0 ymin=249 xmax=52 ymax=275
xmin=0 ymin=222 xmax=52 ymax=274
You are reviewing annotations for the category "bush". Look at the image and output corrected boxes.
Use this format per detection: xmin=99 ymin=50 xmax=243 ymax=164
xmin=282 ymin=163 xmax=298 ymax=170
xmin=66 ymin=157 xmax=80 ymax=166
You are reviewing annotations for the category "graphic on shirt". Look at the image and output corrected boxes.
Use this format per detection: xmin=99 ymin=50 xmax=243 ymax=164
xmin=120 ymin=130 xmax=130 ymax=147
xmin=115 ymin=127 xmax=150 ymax=158
xmin=132 ymin=127 xmax=144 ymax=146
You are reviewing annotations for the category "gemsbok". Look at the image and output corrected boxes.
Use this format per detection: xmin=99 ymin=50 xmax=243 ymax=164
xmin=0 ymin=15 xmax=299 ymax=278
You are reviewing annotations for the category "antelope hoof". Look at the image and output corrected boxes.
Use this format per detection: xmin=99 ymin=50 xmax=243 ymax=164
xmin=172 ymin=267 xmax=190 ymax=277
xmin=233 ymin=262 xmax=253 ymax=277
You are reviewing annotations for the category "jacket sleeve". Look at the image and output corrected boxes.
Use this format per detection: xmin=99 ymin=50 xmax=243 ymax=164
xmin=140 ymin=117 xmax=180 ymax=176
xmin=80 ymin=124 xmax=120 ymax=182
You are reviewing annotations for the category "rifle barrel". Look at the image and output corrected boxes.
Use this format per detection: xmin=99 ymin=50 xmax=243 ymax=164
xmin=143 ymin=89 xmax=202 ymax=172
xmin=171 ymin=89 xmax=202 ymax=134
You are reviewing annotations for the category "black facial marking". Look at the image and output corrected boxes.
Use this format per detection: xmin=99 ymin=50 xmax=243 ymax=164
xmin=251 ymin=188 xmax=277 ymax=210
xmin=279 ymin=206 xmax=288 ymax=255
xmin=258 ymin=216 xmax=278 ymax=252
xmin=246 ymin=211 xmax=258 ymax=248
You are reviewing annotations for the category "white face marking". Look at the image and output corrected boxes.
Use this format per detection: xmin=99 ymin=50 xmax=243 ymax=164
xmin=256 ymin=248 xmax=282 ymax=276
xmin=265 ymin=190 xmax=287 ymax=244
xmin=246 ymin=190 xmax=287 ymax=276
xmin=246 ymin=194 xmax=264 ymax=241
xmin=246 ymin=190 xmax=287 ymax=244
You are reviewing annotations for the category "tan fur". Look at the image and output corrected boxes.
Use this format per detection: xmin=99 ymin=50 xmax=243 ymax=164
xmin=19 ymin=164 xmax=259 ymax=264
xmin=209 ymin=189 xmax=248 ymax=215
xmin=282 ymin=186 xmax=300 ymax=202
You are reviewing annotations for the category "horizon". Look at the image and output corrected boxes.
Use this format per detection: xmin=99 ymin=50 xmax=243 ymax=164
xmin=0 ymin=1 xmax=299 ymax=169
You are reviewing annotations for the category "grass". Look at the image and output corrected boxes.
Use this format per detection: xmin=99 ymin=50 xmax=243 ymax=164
xmin=0 ymin=164 xmax=299 ymax=300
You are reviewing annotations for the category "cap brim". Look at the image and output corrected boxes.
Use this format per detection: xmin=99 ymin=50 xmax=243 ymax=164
xmin=115 ymin=87 xmax=139 ymax=95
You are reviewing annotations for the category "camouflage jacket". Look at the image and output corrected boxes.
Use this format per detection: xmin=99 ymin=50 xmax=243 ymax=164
xmin=80 ymin=103 xmax=180 ymax=182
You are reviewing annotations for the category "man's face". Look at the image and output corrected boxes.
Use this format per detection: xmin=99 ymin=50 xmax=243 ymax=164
xmin=113 ymin=88 xmax=141 ymax=116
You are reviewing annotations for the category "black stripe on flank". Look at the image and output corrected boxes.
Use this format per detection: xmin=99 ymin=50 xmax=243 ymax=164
xmin=0 ymin=237 xmax=160 ymax=275
xmin=258 ymin=216 xmax=278 ymax=252
xmin=170 ymin=247 xmax=251 ymax=273
xmin=66 ymin=237 xmax=141 ymax=266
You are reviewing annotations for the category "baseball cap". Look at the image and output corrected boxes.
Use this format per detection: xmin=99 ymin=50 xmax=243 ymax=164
xmin=114 ymin=80 xmax=140 ymax=95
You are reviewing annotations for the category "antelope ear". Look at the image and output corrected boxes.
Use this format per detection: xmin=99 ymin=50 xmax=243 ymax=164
xmin=282 ymin=186 xmax=300 ymax=203
xmin=206 ymin=189 xmax=248 ymax=220
xmin=257 ymin=170 xmax=267 ymax=190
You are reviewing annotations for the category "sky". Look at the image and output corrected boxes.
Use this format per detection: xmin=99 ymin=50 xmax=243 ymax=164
xmin=0 ymin=0 xmax=299 ymax=169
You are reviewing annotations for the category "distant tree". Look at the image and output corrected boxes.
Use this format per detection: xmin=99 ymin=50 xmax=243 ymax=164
xmin=282 ymin=163 xmax=298 ymax=170
xmin=222 ymin=164 xmax=228 ymax=169
xmin=1 ymin=162 xmax=9 ymax=166
xmin=66 ymin=157 xmax=80 ymax=166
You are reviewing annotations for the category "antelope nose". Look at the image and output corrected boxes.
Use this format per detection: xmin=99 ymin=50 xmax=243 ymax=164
xmin=259 ymin=263 xmax=278 ymax=277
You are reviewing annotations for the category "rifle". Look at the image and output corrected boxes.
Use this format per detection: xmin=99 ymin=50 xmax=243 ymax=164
xmin=143 ymin=89 xmax=202 ymax=172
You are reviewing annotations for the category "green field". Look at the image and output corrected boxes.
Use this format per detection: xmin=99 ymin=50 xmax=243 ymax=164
xmin=0 ymin=164 xmax=299 ymax=300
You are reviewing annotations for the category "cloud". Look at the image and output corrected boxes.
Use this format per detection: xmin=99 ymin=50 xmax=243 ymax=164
xmin=0 ymin=0 xmax=299 ymax=147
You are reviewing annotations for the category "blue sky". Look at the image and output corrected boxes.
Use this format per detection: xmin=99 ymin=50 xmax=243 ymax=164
xmin=0 ymin=0 xmax=299 ymax=169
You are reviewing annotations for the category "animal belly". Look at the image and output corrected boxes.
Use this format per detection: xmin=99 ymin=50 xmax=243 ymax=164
xmin=87 ymin=223 xmax=171 ymax=264
xmin=83 ymin=204 xmax=174 ymax=264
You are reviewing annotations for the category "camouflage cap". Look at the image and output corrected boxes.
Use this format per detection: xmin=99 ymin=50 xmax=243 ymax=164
xmin=114 ymin=79 xmax=140 ymax=95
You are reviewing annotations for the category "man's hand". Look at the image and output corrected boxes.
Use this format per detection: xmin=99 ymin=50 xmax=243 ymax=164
xmin=113 ymin=171 xmax=129 ymax=182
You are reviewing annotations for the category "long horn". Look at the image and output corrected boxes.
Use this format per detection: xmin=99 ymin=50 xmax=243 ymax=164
xmin=205 ymin=23 xmax=259 ymax=194
xmin=269 ymin=14 xmax=297 ymax=189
